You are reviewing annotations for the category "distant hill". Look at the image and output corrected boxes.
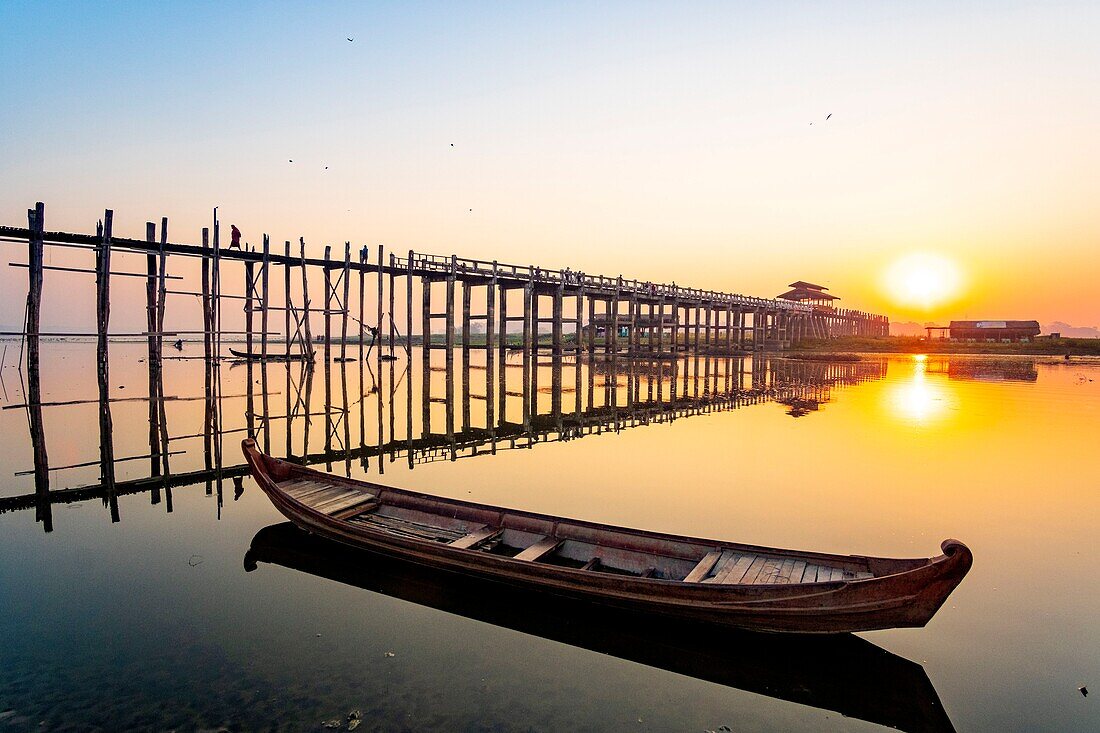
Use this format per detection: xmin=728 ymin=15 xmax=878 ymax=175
xmin=890 ymin=321 xmax=937 ymax=337
xmin=1045 ymin=321 xmax=1100 ymax=338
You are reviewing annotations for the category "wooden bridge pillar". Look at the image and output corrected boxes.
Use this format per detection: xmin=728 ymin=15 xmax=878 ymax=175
xmin=486 ymin=263 xmax=497 ymax=433
xmin=445 ymin=258 xmax=456 ymax=441
xmin=461 ymin=278 xmax=472 ymax=432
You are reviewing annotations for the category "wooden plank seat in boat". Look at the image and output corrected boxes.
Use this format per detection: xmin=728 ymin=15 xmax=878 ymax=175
xmin=513 ymin=536 xmax=562 ymax=562
xmin=695 ymin=551 xmax=873 ymax=585
xmin=278 ymin=479 xmax=375 ymax=517
xmin=449 ymin=526 xmax=502 ymax=549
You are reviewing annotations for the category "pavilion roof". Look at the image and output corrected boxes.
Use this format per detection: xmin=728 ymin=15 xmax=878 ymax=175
xmin=777 ymin=287 xmax=839 ymax=301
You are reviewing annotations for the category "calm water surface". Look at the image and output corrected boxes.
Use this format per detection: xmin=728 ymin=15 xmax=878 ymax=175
xmin=0 ymin=344 xmax=1097 ymax=731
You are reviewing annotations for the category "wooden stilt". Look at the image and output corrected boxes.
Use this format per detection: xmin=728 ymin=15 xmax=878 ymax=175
xmin=323 ymin=245 xmax=332 ymax=361
xmin=388 ymin=252 xmax=396 ymax=356
xmin=376 ymin=244 xmax=384 ymax=370
xmin=337 ymin=242 xmax=349 ymax=362
xmin=485 ymin=262 xmax=497 ymax=432
xmin=299 ymin=239 xmax=314 ymax=360
xmin=285 ymin=242 xmax=293 ymax=363
xmin=26 ymin=203 xmax=51 ymax=531
xmin=201 ymin=228 xmax=211 ymax=361
xmin=445 ymin=256 xmax=456 ymax=440
xmin=145 ymin=221 xmax=162 ymax=478
xmin=261 ymin=235 xmax=271 ymax=361
xmin=96 ymin=209 xmax=117 ymax=520
xmin=461 ymin=279 xmax=471 ymax=431
xmin=421 ymin=275 xmax=431 ymax=437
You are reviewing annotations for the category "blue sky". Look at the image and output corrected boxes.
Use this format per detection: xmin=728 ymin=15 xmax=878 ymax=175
xmin=2 ymin=2 xmax=1099 ymax=329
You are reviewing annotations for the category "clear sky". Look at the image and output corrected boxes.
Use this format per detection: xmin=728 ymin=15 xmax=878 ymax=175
xmin=2 ymin=1 xmax=1098 ymax=330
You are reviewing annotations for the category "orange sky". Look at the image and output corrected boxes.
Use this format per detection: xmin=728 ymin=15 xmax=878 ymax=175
xmin=2 ymin=3 xmax=1098 ymax=330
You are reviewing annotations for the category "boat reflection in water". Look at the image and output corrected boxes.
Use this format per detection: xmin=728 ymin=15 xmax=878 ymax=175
xmin=245 ymin=522 xmax=957 ymax=733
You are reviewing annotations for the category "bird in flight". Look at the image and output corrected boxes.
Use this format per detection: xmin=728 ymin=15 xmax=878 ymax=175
xmin=826 ymin=113 xmax=832 ymax=120
xmin=289 ymin=159 xmax=293 ymax=162
xmin=347 ymin=37 xmax=354 ymax=42
xmin=324 ymin=166 xmax=329 ymax=170
xmin=450 ymin=143 xmax=455 ymax=147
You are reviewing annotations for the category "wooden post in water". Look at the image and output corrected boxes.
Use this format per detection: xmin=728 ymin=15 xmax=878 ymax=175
xmin=357 ymin=247 xmax=366 ymax=354
xmin=461 ymin=279 xmax=471 ymax=431
xmin=406 ymin=252 xmax=414 ymax=465
xmin=244 ymin=252 xmax=255 ymax=437
xmin=388 ymin=252 xmax=396 ymax=356
xmin=340 ymin=242 xmax=350 ymax=362
xmin=244 ymin=254 xmax=255 ymax=357
xmin=445 ymin=255 xmax=456 ymax=440
xmin=323 ymin=245 xmax=332 ymax=361
xmin=497 ymin=281 xmax=507 ymax=426
xmin=145 ymin=222 xmax=162 ymax=478
xmin=155 ymin=220 xmax=170 ymax=477
xmin=285 ymin=241 xmax=293 ymax=360
xmin=26 ymin=203 xmax=52 ymax=531
xmin=212 ymin=213 xmax=222 ymax=361
xmin=201 ymin=228 xmax=211 ymax=361
xmin=486 ymin=262 xmax=497 ymax=432
xmin=587 ymin=295 xmax=596 ymax=356
xmin=551 ymin=279 xmax=563 ymax=417
xmin=609 ymin=282 xmax=619 ymax=356
xmin=522 ymin=272 xmax=533 ymax=428
xmin=574 ymin=279 xmax=584 ymax=417
xmin=421 ymin=274 xmax=432 ymax=436
xmin=96 ymin=209 xmax=117 ymax=520
xmin=261 ymin=235 xmax=271 ymax=362
xmin=299 ymin=239 xmax=314 ymax=360
xmin=376 ymin=244 xmax=384 ymax=368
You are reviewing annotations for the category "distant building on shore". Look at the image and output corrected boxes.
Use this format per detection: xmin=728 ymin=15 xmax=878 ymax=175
xmin=926 ymin=320 xmax=1042 ymax=342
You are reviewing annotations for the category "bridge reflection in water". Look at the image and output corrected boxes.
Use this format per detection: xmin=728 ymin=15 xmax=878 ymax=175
xmin=2 ymin=346 xmax=887 ymax=532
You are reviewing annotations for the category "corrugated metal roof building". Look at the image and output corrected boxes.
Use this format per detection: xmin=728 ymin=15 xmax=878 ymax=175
xmin=949 ymin=320 xmax=1041 ymax=342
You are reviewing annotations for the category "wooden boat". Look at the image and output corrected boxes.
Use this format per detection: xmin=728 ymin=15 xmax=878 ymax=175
xmin=246 ymin=522 xmax=957 ymax=732
xmin=229 ymin=347 xmax=313 ymax=362
xmin=242 ymin=439 xmax=972 ymax=633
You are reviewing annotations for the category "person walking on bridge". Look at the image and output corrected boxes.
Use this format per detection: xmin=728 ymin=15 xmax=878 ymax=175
xmin=229 ymin=224 xmax=242 ymax=250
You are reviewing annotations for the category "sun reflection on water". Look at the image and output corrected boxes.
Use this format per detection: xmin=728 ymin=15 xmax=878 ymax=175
xmin=885 ymin=354 xmax=955 ymax=424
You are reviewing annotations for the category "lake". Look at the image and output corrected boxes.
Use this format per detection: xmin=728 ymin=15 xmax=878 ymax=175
xmin=1 ymin=343 xmax=1096 ymax=731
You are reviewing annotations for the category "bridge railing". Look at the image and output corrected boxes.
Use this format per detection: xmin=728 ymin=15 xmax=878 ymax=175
xmin=395 ymin=251 xmax=814 ymax=313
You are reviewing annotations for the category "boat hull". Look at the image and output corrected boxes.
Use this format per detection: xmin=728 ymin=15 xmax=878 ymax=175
xmin=242 ymin=439 xmax=971 ymax=633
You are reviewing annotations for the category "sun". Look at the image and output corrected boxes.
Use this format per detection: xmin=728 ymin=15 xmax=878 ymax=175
xmin=883 ymin=253 xmax=963 ymax=310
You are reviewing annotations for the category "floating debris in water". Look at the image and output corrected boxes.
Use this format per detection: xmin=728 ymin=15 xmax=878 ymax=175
xmin=187 ymin=554 xmax=204 ymax=567
xmin=383 ymin=651 xmax=395 ymax=658
xmin=321 ymin=720 xmax=342 ymax=729
xmin=347 ymin=721 xmax=360 ymax=731
xmin=1080 ymin=685 xmax=1088 ymax=697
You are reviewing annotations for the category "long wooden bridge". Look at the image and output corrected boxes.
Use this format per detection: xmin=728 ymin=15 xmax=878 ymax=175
xmin=0 ymin=202 xmax=889 ymax=532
